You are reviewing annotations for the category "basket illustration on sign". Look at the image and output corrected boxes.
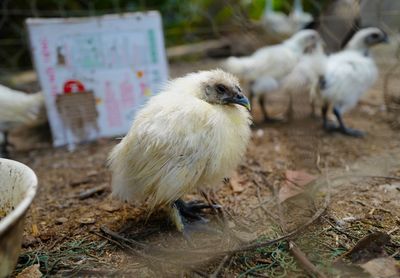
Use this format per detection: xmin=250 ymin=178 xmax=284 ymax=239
xmin=56 ymin=80 xmax=99 ymax=149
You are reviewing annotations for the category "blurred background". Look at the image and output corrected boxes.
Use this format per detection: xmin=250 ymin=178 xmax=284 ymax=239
xmin=2 ymin=0 xmax=399 ymax=123
xmin=2 ymin=0 xmax=399 ymax=74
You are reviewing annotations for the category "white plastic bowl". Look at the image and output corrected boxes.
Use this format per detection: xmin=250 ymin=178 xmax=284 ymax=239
xmin=0 ymin=158 xmax=38 ymax=278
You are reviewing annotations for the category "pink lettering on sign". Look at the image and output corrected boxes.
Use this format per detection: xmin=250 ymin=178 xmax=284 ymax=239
xmin=119 ymin=76 xmax=135 ymax=108
xmin=41 ymin=38 xmax=51 ymax=63
xmin=45 ymin=66 xmax=58 ymax=96
xmin=40 ymin=37 xmax=58 ymax=96
xmin=104 ymin=81 xmax=123 ymax=128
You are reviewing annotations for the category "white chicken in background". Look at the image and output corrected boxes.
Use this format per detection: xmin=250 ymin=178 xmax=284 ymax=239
xmin=223 ymin=29 xmax=320 ymax=122
xmin=282 ymin=37 xmax=327 ymax=119
xmin=319 ymin=27 xmax=388 ymax=137
xmin=0 ymin=84 xmax=46 ymax=157
xmin=262 ymin=0 xmax=313 ymax=40
xmin=262 ymin=0 xmax=293 ymax=39
xmin=289 ymin=0 xmax=314 ymax=32
xmin=108 ymin=70 xmax=252 ymax=234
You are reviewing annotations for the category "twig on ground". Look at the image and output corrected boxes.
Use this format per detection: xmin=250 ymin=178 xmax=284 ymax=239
xmin=253 ymin=179 xmax=280 ymax=224
xmin=388 ymin=227 xmax=399 ymax=235
xmin=288 ymin=241 xmax=328 ymax=278
xmin=316 ymin=152 xmax=322 ymax=174
xmin=92 ymin=230 xmax=141 ymax=255
xmin=99 ymin=226 xmax=147 ymax=248
xmin=323 ymin=216 xmax=359 ymax=241
xmin=78 ymin=184 xmax=107 ymax=200
xmin=209 ymin=255 xmax=230 ymax=278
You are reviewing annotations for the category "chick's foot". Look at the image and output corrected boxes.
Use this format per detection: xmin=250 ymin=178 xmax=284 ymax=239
xmin=323 ymin=122 xmax=365 ymax=137
xmin=338 ymin=127 xmax=365 ymax=137
xmin=170 ymin=199 xmax=222 ymax=240
xmin=175 ymin=199 xmax=221 ymax=221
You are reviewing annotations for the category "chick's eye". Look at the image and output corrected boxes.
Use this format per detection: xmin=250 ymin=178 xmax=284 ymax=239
xmin=215 ymin=84 xmax=227 ymax=94
xmin=371 ymin=33 xmax=380 ymax=39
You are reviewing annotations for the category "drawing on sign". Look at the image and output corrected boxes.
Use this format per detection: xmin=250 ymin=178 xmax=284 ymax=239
xmin=56 ymin=91 xmax=99 ymax=147
xmin=27 ymin=12 xmax=169 ymax=148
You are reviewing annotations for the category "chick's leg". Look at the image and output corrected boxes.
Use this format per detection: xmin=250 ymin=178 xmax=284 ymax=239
xmin=259 ymin=95 xmax=282 ymax=123
xmin=169 ymin=199 xmax=221 ymax=235
xmin=1 ymin=132 xmax=10 ymax=158
xmin=310 ymin=98 xmax=317 ymax=118
xmin=175 ymin=199 xmax=220 ymax=221
xmin=322 ymin=103 xmax=338 ymax=131
xmin=285 ymin=91 xmax=294 ymax=121
xmin=309 ymin=85 xmax=318 ymax=118
xmin=333 ymin=107 xmax=364 ymax=137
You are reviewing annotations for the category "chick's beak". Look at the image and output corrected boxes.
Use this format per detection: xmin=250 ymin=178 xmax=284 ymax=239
xmin=225 ymin=94 xmax=251 ymax=111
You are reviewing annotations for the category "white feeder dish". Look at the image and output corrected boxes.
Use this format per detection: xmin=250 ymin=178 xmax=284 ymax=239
xmin=0 ymin=158 xmax=38 ymax=277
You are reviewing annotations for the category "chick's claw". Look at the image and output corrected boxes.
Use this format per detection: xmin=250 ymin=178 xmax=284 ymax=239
xmin=175 ymin=199 xmax=221 ymax=218
xmin=339 ymin=127 xmax=365 ymax=137
xmin=323 ymin=122 xmax=365 ymax=137
xmin=170 ymin=200 xmax=222 ymax=242
xmin=323 ymin=121 xmax=340 ymax=132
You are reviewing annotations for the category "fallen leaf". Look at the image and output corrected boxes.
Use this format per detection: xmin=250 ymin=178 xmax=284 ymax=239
xmin=16 ymin=264 xmax=42 ymax=278
xmin=342 ymin=232 xmax=391 ymax=263
xmin=55 ymin=217 xmax=68 ymax=224
xmin=360 ymin=257 xmax=400 ymax=278
xmin=229 ymin=172 xmax=245 ymax=193
xmin=99 ymin=203 xmax=121 ymax=212
xmin=78 ymin=217 xmax=96 ymax=225
xmin=278 ymin=170 xmax=317 ymax=203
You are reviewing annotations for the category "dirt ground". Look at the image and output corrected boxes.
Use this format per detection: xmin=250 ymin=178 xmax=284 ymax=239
xmin=8 ymin=57 xmax=400 ymax=277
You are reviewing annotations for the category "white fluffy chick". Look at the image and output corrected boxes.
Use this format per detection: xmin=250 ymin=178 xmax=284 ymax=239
xmin=0 ymin=84 xmax=45 ymax=157
xmin=262 ymin=0 xmax=293 ymax=39
xmin=223 ymin=29 xmax=320 ymax=122
xmin=289 ymin=0 xmax=313 ymax=32
xmin=262 ymin=0 xmax=313 ymax=40
xmin=319 ymin=27 xmax=388 ymax=137
xmin=108 ymin=69 xmax=252 ymax=233
xmin=282 ymin=37 xmax=327 ymax=119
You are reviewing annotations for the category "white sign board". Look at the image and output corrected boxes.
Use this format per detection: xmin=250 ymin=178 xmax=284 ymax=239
xmin=27 ymin=12 xmax=168 ymax=148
